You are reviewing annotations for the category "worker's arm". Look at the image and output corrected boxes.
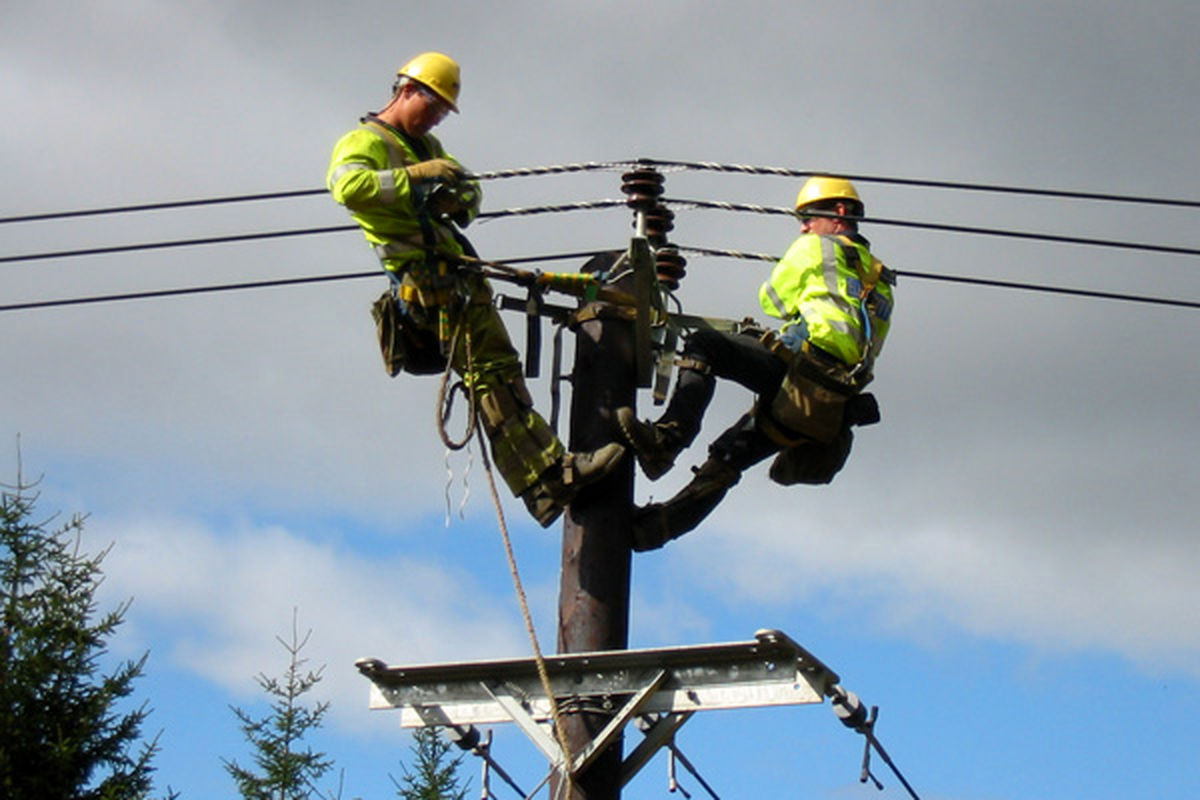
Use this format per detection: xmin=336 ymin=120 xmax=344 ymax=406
xmin=435 ymin=148 xmax=482 ymax=226
xmin=326 ymin=128 xmax=417 ymax=212
xmin=759 ymin=235 xmax=820 ymax=321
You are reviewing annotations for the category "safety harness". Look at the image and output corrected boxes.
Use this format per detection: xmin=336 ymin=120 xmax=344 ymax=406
xmin=756 ymin=235 xmax=893 ymax=449
xmin=358 ymin=117 xmax=480 ymax=367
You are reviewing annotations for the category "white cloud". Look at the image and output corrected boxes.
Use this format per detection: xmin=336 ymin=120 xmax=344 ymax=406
xmin=93 ymin=513 xmax=530 ymax=729
xmin=687 ymin=487 xmax=1200 ymax=677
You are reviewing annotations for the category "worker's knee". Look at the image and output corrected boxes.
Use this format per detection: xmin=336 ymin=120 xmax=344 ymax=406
xmin=475 ymin=378 xmax=534 ymax=430
xmin=680 ymin=329 xmax=723 ymax=365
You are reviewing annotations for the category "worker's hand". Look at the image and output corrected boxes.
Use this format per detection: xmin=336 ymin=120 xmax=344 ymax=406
xmin=512 ymin=269 xmax=539 ymax=287
xmin=405 ymin=158 xmax=463 ymax=184
xmin=428 ymin=184 xmax=479 ymax=226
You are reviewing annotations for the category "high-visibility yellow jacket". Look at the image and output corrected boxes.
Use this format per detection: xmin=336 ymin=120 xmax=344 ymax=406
xmin=758 ymin=232 xmax=895 ymax=368
xmin=326 ymin=116 xmax=480 ymax=275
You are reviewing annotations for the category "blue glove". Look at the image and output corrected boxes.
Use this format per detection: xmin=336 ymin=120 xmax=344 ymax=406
xmin=778 ymin=321 xmax=808 ymax=352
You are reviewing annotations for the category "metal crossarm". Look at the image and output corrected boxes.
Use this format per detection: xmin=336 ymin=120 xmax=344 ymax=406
xmin=356 ymin=629 xmax=839 ymax=788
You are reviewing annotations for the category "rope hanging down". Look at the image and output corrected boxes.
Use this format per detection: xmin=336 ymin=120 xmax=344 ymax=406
xmin=434 ymin=300 xmax=575 ymax=800
xmin=473 ymin=420 xmax=576 ymax=800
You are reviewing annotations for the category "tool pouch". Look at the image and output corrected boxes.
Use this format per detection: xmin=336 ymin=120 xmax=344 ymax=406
xmin=768 ymin=426 xmax=854 ymax=486
xmin=768 ymin=348 xmax=860 ymax=444
xmin=764 ymin=390 xmax=880 ymax=486
xmin=370 ymin=291 xmax=447 ymax=377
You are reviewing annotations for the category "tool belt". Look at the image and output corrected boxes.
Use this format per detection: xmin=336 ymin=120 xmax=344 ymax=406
xmin=757 ymin=333 xmax=863 ymax=445
xmin=369 ymin=290 xmax=447 ymax=377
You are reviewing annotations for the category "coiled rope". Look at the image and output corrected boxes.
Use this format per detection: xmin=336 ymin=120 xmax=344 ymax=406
xmin=436 ymin=318 xmax=476 ymax=523
xmin=435 ymin=319 xmax=477 ymax=451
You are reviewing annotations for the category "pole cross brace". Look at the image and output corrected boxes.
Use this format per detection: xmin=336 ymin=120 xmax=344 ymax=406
xmin=474 ymin=668 xmax=667 ymax=777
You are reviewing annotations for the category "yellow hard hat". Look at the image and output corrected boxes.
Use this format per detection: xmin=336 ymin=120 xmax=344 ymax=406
xmin=397 ymin=52 xmax=461 ymax=112
xmin=795 ymin=176 xmax=862 ymax=213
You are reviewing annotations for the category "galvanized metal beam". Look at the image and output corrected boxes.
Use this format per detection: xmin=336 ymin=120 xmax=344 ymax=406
xmin=356 ymin=628 xmax=838 ymax=728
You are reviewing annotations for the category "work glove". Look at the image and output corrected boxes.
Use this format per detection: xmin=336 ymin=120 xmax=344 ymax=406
xmin=405 ymin=158 xmax=463 ymax=185
xmin=428 ymin=183 xmax=480 ymax=227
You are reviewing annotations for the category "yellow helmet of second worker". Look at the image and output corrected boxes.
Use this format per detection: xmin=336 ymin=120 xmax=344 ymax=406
xmin=397 ymin=52 xmax=461 ymax=112
xmin=795 ymin=176 xmax=862 ymax=214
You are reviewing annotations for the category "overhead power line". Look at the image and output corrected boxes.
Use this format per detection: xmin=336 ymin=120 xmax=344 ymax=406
xmin=0 ymin=189 xmax=328 ymax=225
xmin=0 ymin=163 xmax=625 ymax=225
xmin=0 ymin=271 xmax=379 ymax=311
xmin=0 ymin=250 xmax=617 ymax=313
xmin=641 ymin=158 xmax=1200 ymax=209
xmin=666 ymin=198 xmax=1200 ymax=258
xmin=0 ymin=204 xmax=625 ymax=265
xmin=677 ymin=246 xmax=1200 ymax=311
xmin=4 ymin=157 xmax=1200 ymax=225
xmin=5 ymin=248 xmax=1200 ymax=314
xmin=5 ymin=200 xmax=1200 ymax=266
xmin=0 ymin=224 xmax=357 ymax=264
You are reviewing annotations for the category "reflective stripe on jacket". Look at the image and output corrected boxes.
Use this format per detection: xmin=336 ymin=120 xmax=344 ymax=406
xmin=325 ymin=119 xmax=480 ymax=273
xmin=758 ymin=233 xmax=895 ymax=367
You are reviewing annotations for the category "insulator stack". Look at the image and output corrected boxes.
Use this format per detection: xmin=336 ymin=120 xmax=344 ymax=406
xmin=655 ymin=247 xmax=687 ymax=290
xmin=621 ymin=167 xmax=665 ymax=212
xmin=621 ymin=165 xmax=686 ymax=290
xmin=643 ymin=204 xmax=675 ymax=248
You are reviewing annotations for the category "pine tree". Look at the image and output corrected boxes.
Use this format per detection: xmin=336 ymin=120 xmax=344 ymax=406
xmin=0 ymin=476 xmax=164 ymax=799
xmin=224 ymin=613 xmax=335 ymax=800
xmin=392 ymin=726 xmax=469 ymax=800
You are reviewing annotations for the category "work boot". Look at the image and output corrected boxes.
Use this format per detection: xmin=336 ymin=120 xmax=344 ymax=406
xmin=562 ymin=441 xmax=628 ymax=487
xmin=615 ymin=407 xmax=683 ymax=481
xmin=521 ymin=442 xmax=627 ymax=528
xmin=630 ymin=457 xmax=741 ymax=551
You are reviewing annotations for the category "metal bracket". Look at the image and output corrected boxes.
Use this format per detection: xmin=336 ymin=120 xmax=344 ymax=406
xmin=479 ymin=681 xmax=565 ymax=766
xmin=629 ymin=235 xmax=656 ymax=388
xmin=621 ymin=711 xmax=693 ymax=786
xmin=652 ymin=323 xmax=678 ymax=405
xmin=570 ymin=668 xmax=668 ymax=775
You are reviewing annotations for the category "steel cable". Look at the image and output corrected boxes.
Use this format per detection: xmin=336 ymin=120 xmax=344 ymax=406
xmin=6 ymin=155 xmax=1200 ymax=227
xmin=642 ymin=158 xmax=1200 ymax=209
xmin=663 ymin=198 xmax=1200 ymax=258
xmin=676 ymin=245 xmax=1200 ymax=311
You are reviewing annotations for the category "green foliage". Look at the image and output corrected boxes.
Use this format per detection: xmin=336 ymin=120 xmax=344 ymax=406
xmin=392 ymin=726 xmax=469 ymax=800
xmin=224 ymin=614 xmax=335 ymax=800
xmin=0 ymin=477 xmax=164 ymax=799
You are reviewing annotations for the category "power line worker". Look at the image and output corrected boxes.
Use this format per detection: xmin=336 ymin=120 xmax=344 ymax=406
xmin=327 ymin=52 xmax=625 ymax=527
xmin=616 ymin=177 xmax=895 ymax=550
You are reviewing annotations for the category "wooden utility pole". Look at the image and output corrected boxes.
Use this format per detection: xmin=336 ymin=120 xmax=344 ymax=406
xmin=553 ymin=251 xmax=638 ymax=800
xmin=553 ymin=166 xmax=669 ymax=799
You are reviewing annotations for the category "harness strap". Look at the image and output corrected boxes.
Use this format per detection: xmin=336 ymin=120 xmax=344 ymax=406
xmin=524 ymin=285 xmax=544 ymax=379
xmin=397 ymin=283 xmax=456 ymax=307
xmin=837 ymin=235 xmax=890 ymax=298
xmin=674 ymin=356 xmax=712 ymax=374
xmin=361 ymin=118 xmax=441 ymax=271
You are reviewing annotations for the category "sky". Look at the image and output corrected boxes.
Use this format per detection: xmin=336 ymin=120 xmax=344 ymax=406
xmin=3 ymin=1 xmax=1200 ymax=798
